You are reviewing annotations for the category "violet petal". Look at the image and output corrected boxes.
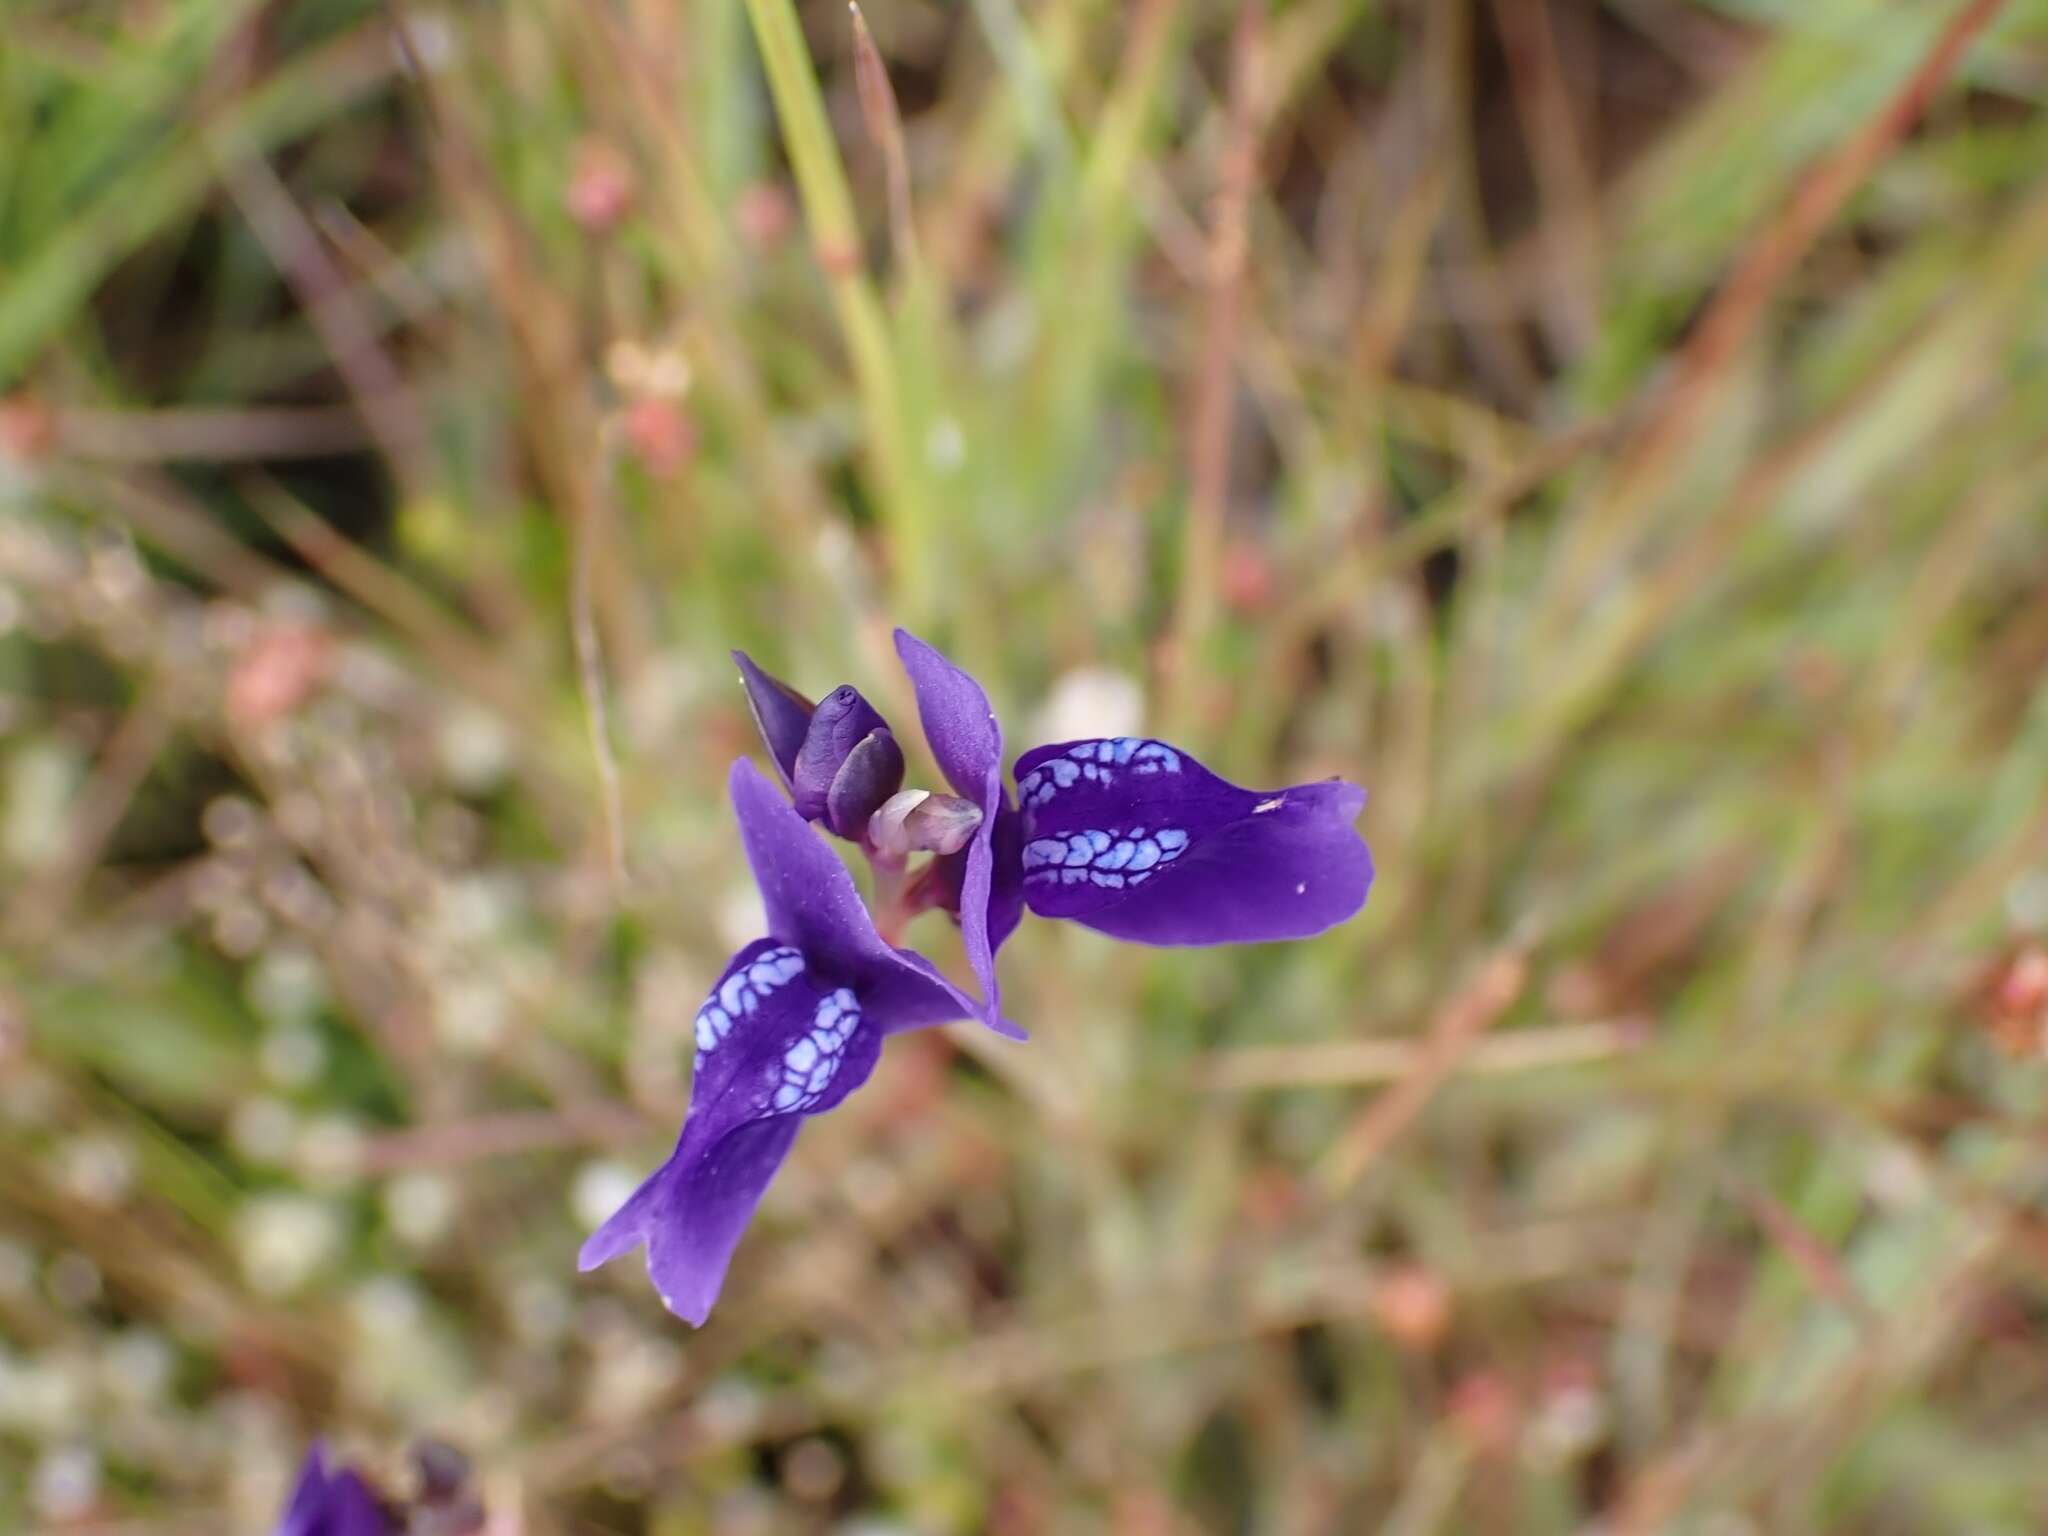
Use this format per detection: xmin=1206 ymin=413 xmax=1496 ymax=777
xmin=791 ymin=685 xmax=898 ymax=826
xmin=893 ymin=629 xmax=1025 ymax=1037
xmin=1013 ymin=738 xmax=1371 ymax=945
xmin=729 ymin=759 xmax=991 ymax=1031
xmin=578 ymin=937 xmax=882 ymax=1323
xmin=732 ymin=650 xmax=815 ymax=791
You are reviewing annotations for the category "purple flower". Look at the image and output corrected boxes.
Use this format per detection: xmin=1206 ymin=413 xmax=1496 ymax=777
xmin=274 ymin=1445 xmax=391 ymax=1536
xmin=577 ymin=759 xmax=985 ymax=1324
xmin=894 ymin=628 xmax=1372 ymax=993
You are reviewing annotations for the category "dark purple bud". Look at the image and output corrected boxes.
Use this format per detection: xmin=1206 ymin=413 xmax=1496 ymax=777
xmin=732 ymin=650 xmax=815 ymax=790
xmin=410 ymin=1439 xmax=485 ymax=1532
xmin=824 ymin=727 xmax=907 ymax=841
xmin=792 ymin=685 xmax=903 ymax=835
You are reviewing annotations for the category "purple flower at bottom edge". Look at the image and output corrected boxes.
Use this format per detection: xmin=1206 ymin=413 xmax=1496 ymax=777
xmin=274 ymin=1445 xmax=391 ymax=1536
xmin=578 ymin=759 xmax=983 ymax=1325
xmin=892 ymin=628 xmax=1372 ymax=982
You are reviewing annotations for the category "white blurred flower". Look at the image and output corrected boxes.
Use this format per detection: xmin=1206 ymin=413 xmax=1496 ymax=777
xmin=4 ymin=741 xmax=81 ymax=868
xmin=716 ymin=880 xmax=768 ymax=953
xmin=2008 ymin=869 xmax=2048 ymax=932
xmin=507 ymin=1277 xmax=571 ymax=1345
xmin=1865 ymin=1142 xmax=1932 ymax=1209
xmin=925 ymin=417 xmax=965 ymax=472
xmin=247 ymin=945 xmax=326 ymax=1026
xmin=585 ymin=1331 xmax=683 ymax=1425
xmin=350 ymin=1274 xmax=426 ymax=1336
xmin=695 ymin=1375 xmax=765 ymax=1440
xmin=0 ymin=1352 xmax=89 ymax=1433
xmin=435 ymin=976 xmax=509 ymax=1053
xmin=1030 ymin=667 xmax=1144 ymax=746
xmin=230 ymin=1096 xmax=298 ymax=1164
xmin=438 ymin=873 xmax=521 ymax=944
xmin=260 ymin=1022 xmax=327 ymax=1087
xmin=100 ymin=1329 xmax=175 ymax=1406
xmin=58 ymin=1135 xmax=133 ymax=1207
xmin=237 ymin=1194 xmax=341 ymax=1295
xmin=296 ymin=1115 xmax=366 ymax=1186
xmin=31 ymin=1444 xmax=100 ymax=1521
xmin=572 ymin=1160 xmax=640 ymax=1235
xmin=383 ymin=1172 xmax=457 ymax=1248
xmin=437 ymin=702 xmax=513 ymax=794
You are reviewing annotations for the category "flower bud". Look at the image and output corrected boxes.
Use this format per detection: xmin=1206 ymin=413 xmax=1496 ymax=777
xmin=732 ymin=659 xmax=907 ymax=841
xmin=818 ymin=725 xmax=906 ymax=841
xmin=792 ymin=686 xmax=905 ymax=841
xmin=867 ymin=789 xmax=984 ymax=859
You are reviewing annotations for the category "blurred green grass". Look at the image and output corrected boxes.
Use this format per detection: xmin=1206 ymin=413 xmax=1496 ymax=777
xmin=7 ymin=0 xmax=2048 ymax=1530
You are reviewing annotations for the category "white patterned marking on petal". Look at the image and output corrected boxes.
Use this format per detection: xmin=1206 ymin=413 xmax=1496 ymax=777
xmin=694 ymin=947 xmax=806 ymax=1063
xmin=771 ymin=987 xmax=862 ymax=1114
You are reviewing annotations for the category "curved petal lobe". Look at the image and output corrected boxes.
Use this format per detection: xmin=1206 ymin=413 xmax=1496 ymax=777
xmin=1013 ymin=738 xmax=1371 ymax=946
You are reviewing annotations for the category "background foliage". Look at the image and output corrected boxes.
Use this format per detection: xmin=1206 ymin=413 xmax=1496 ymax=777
xmin=7 ymin=0 xmax=2048 ymax=1530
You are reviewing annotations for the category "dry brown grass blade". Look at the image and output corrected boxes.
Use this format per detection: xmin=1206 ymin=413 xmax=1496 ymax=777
xmin=54 ymin=407 xmax=368 ymax=462
xmin=216 ymin=148 xmax=428 ymax=495
xmin=1555 ymin=0 xmax=2016 ymax=608
xmin=1315 ymin=944 xmax=1531 ymax=1193
xmin=1195 ymin=1018 xmax=1645 ymax=1091
xmin=1666 ymin=0 xmax=2012 ymax=415
xmin=1489 ymin=0 xmax=1600 ymax=357
xmin=356 ymin=1101 xmax=673 ymax=1174
xmin=848 ymin=2 xmax=920 ymax=278
xmin=1167 ymin=0 xmax=1266 ymax=732
xmin=1724 ymin=1172 xmax=1879 ymax=1334
xmin=1 ymin=684 xmax=175 ymax=949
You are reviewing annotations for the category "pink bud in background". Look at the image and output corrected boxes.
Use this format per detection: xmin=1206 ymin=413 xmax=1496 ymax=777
xmin=623 ymin=396 xmax=694 ymax=477
xmin=566 ymin=137 xmax=635 ymax=234
xmin=736 ymin=182 xmax=795 ymax=251
xmin=227 ymin=623 xmax=332 ymax=731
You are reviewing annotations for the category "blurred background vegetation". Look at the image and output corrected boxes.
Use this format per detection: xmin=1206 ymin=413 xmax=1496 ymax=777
xmin=6 ymin=0 xmax=2048 ymax=1530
